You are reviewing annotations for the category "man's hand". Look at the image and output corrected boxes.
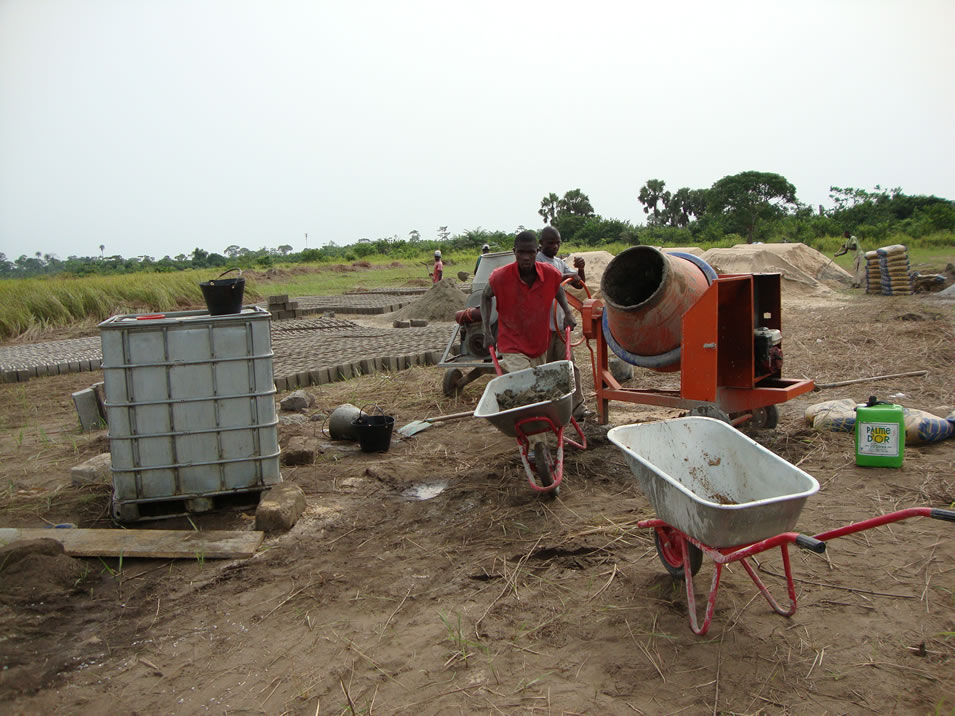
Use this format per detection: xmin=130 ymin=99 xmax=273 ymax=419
xmin=562 ymin=314 xmax=577 ymax=332
xmin=572 ymin=256 xmax=585 ymax=270
xmin=484 ymin=332 xmax=496 ymax=351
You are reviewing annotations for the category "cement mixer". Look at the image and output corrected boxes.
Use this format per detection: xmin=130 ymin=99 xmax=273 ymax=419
xmin=576 ymin=246 xmax=814 ymax=427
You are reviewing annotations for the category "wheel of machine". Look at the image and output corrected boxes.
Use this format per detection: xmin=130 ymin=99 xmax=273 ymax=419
xmin=750 ymin=405 xmax=779 ymax=429
xmin=654 ymin=526 xmax=703 ymax=579
xmin=442 ymin=368 xmax=463 ymax=397
xmin=688 ymin=404 xmax=730 ymax=423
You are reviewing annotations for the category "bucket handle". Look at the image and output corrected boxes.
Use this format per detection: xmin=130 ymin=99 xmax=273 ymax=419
xmin=216 ymin=267 xmax=242 ymax=279
xmin=356 ymin=404 xmax=386 ymax=424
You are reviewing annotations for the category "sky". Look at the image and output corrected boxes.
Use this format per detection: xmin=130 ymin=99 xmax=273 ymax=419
xmin=1 ymin=1 xmax=953 ymax=261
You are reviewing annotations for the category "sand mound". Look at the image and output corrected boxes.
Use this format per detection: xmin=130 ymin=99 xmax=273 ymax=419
xmin=700 ymin=243 xmax=852 ymax=293
xmin=564 ymin=251 xmax=614 ymax=301
xmin=661 ymin=246 xmax=704 ymax=257
xmin=392 ymin=278 xmax=467 ymax=321
xmin=0 ymin=539 xmax=85 ymax=604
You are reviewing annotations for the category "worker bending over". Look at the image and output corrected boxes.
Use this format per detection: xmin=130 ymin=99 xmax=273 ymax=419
xmin=481 ymin=230 xmax=576 ymax=482
xmin=834 ymin=231 xmax=864 ymax=288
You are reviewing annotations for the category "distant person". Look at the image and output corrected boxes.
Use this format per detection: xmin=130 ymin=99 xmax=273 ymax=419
xmin=481 ymin=230 xmax=576 ymax=486
xmin=537 ymin=226 xmax=586 ymax=418
xmin=473 ymin=243 xmax=491 ymax=275
xmin=432 ymin=250 xmax=443 ymax=284
xmin=834 ymin=231 xmax=864 ymax=288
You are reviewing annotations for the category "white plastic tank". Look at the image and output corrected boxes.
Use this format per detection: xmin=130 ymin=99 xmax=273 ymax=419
xmin=99 ymin=307 xmax=281 ymax=521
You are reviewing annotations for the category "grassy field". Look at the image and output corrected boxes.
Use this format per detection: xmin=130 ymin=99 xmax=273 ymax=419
xmin=1 ymin=236 xmax=951 ymax=341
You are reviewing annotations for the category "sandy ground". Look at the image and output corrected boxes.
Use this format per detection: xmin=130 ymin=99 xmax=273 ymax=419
xmin=0 ymin=288 xmax=953 ymax=715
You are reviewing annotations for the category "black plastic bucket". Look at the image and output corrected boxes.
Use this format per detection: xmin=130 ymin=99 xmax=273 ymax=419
xmin=200 ymin=269 xmax=245 ymax=315
xmin=352 ymin=411 xmax=395 ymax=453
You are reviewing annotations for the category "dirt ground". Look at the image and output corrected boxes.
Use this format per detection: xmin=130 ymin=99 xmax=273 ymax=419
xmin=0 ymin=289 xmax=953 ymax=715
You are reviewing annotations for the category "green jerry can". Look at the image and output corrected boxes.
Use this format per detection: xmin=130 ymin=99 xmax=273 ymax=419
xmin=855 ymin=396 xmax=905 ymax=468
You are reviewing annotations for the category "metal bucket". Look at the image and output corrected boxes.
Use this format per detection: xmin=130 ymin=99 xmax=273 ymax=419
xmin=600 ymin=246 xmax=712 ymax=372
xmin=328 ymin=404 xmax=361 ymax=441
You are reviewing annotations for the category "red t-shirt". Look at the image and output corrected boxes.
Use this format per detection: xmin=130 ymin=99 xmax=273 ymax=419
xmin=488 ymin=261 xmax=562 ymax=358
xmin=433 ymin=260 xmax=443 ymax=283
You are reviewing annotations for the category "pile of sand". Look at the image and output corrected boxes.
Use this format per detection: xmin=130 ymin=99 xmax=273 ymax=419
xmin=700 ymin=243 xmax=852 ymax=293
xmin=392 ymin=278 xmax=467 ymax=321
xmin=564 ymin=250 xmax=614 ymax=301
xmin=661 ymin=246 xmax=704 ymax=257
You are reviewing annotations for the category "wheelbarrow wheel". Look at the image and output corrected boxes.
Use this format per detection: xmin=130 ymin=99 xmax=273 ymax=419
xmin=533 ymin=443 xmax=558 ymax=498
xmin=442 ymin=368 xmax=463 ymax=397
xmin=654 ymin=526 xmax=702 ymax=579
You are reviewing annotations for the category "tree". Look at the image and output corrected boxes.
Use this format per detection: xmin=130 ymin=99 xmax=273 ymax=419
xmin=638 ymin=179 xmax=671 ymax=225
xmin=666 ymin=187 xmax=708 ymax=228
xmin=558 ymin=189 xmax=595 ymax=217
xmin=409 ymin=229 xmax=420 ymax=242
xmin=437 ymin=226 xmax=450 ymax=241
xmin=277 ymin=244 xmax=293 ymax=256
xmin=224 ymin=245 xmax=241 ymax=258
xmin=708 ymin=171 xmax=798 ymax=242
xmin=538 ymin=192 xmax=560 ymax=224
xmin=99 ymin=244 xmax=105 ymax=258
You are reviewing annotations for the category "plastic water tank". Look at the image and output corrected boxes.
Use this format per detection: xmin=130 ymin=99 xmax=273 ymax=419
xmin=99 ymin=307 xmax=281 ymax=521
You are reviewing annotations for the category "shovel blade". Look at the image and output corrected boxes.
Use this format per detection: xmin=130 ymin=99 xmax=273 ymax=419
xmin=397 ymin=420 xmax=433 ymax=437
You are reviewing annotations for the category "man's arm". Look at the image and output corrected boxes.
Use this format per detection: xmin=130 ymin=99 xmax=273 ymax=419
xmin=572 ymin=256 xmax=586 ymax=283
xmin=481 ymin=282 xmax=496 ymax=349
xmin=555 ymin=285 xmax=576 ymax=332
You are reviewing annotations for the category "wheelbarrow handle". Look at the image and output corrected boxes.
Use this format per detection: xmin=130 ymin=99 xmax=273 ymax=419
xmin=794 ymin=534 xmax=826 ymax=553
xmin=931 ymin=508 xmax=955 ymax=522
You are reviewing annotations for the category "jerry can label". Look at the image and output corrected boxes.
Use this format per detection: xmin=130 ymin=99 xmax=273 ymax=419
xmin=859 ymin=422 xmax=900 ymax=456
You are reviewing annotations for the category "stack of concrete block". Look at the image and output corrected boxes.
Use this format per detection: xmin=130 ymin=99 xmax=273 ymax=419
xmin=268 ymin=295 xmax=304 ymax=320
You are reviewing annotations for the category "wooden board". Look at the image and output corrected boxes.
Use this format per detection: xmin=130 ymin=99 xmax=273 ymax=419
xmin=0 ymin=528 xmax=264 ymax=559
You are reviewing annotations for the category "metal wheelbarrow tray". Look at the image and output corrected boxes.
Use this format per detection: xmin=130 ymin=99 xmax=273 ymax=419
xmin=607 ymin=416 xmax=955 ymax=635
xmin=607 ymin=417 xmax=819 ymax=548
xmin=474 ymin=360 xmax=575 ymax=437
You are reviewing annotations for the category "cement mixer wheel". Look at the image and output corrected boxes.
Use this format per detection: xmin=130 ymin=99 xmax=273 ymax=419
xmin=749 ymin=405 xmax=779 ymax=429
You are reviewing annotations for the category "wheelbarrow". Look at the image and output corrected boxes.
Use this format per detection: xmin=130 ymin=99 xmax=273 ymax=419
xmin=608 ymin=417 xmax=955 ymax=635
xmin=473 ymin=329 xmax=586 ymax=496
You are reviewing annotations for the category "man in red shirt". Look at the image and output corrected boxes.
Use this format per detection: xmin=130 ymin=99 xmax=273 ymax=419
xmin=432 ymin=250 xmax=443 ymax=284
xmin=480 ymin=231 xmax=576 ymax=485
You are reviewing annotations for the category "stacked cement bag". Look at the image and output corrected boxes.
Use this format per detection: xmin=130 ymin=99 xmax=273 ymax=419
xmin=876 ymin=244 xmax=913 ymax=295
xmin=864 ymin=251 xmax=882 ymax=294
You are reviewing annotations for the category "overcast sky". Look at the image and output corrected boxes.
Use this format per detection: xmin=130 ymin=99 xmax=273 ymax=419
xmin=1 ymin=1 xmax=953 ymax=261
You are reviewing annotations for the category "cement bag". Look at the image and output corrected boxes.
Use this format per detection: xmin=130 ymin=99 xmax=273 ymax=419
xmin=877 ymin=244 xmax=908 ymax=257
xmin=902 ymin=408 xmax=954 ymax=444
xmin=805 ymin=398 xmax=856 ymax=432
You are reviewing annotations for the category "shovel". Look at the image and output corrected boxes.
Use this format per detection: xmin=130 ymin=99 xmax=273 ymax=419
xmin=397 ymin=410 xmax=474 ymax=437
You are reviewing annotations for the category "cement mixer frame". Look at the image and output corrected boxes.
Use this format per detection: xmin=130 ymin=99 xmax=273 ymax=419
xmin=577 ymin=271 xmax=815 ymax=426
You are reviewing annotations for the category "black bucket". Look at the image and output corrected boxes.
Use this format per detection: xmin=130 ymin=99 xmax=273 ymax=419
xmin=200 ymin=268 xmax=245 ymax=315
xmin=352 ymin=406 xmax=395 ymax=453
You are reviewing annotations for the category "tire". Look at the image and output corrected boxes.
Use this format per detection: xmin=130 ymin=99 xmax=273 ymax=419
xmin=533 ymin=443 xmax=557 ymax=498
xmin=442 ymin=368 xmax=463 ymax=397
xmin=750 ymin=405 xmax=779 ymax=429
xmin=654 ymin=526 xmax=703 ymax=579
xmin=688 ymin=404 xmax=730 ymax=423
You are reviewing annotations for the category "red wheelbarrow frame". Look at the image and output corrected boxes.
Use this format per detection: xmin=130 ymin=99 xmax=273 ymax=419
xmin=639 ymin=506 xmax=955 ymax=636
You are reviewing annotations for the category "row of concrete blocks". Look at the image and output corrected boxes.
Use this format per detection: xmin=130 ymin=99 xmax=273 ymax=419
xmin=273 ymin=349 xmax=444 ymax=392
xmin=2 ymin=358 xmax=103 ymax=383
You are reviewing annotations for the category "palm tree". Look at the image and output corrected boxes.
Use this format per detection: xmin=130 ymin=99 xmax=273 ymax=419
xmin=538 ymin=193 xmax=560 ymax=224
xmin=99 ymin=244 xmax=105 ymax=259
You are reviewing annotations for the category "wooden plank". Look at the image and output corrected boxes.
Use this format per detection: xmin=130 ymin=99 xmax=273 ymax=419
xmin=0 ymin=528 xmax=264 ymax=559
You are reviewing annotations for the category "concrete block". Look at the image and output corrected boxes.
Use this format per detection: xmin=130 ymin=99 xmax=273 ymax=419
xmin=281 ymin=436 xmax=316 ymax=466
xmin=255 ymin=482 xmax=305 ymax=533
xmin=336 ymin=363 xmax=352 ymax=381
xmin=274 ymin=376 xmax=288 ymax=392
xmin=71 ymin=452 xmax=112 ymax=487
xmin=410 ymin=319 xmax=428 ymax=327
xmin=268 ymin=294 xmax=289 ymax=304
xmin=72 ymin=388 xmax=105 ymax=431
xmin=393 ymin=320 xmax=411 ymax=328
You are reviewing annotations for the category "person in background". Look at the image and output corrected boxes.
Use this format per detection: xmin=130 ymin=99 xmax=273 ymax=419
xmin=481 ymin=230 xmax=576 ymax=485
xmin=473 ymin=243 xmax=491 ymax=275
xmin=537 ymin=225 xmax=587 ymax=418
xmin=432 ymin=250 xmax=443 ymax=284
xmin=834 ymin=231 xmax=864 ymax=288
